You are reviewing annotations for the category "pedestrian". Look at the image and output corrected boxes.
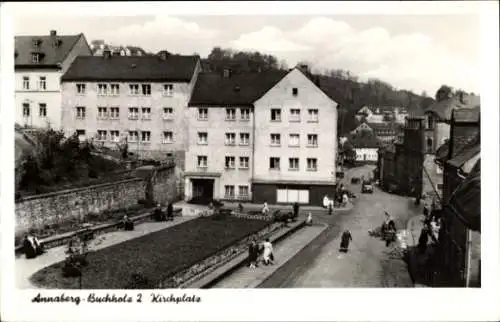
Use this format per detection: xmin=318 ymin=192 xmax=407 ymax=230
xmin=342 ymin=192 xmax=349 ymax=207
xmin=305 ymin=212 xmax=313 ymax=225
xmin=339 ymin=230 xmax=352 ymax=253
xmin=418 ymin=226 xmax=429 ymax=254
xmin=166 ymin=202 xmax=174 ymax=221
xmin=262 ymin=201 xmax=269 ymax=216
xmin=381 ymin=212 xmax=396 ymax=247
xmin=248 ymin=238 xmax=259 ymax=268
xmin=238 ymin=203 xmax=244 ymax=214
xmin=293 ymin=202 xmax=299 ymax=220
xmin=262 ymin=238 xmax=274 ymax=265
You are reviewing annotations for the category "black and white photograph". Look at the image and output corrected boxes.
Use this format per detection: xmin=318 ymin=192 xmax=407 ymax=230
xmin=1 ymin=1 xmax=499 ymax=321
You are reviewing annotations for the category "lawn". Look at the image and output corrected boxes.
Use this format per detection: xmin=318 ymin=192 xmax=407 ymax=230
xmin=30 ymin=216 xmax=270 ymax=289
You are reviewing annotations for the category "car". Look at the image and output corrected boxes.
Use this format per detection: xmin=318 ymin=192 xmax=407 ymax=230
xmin=351 ymin=177 xmax=361 ymax=184
xmin=361 ymin=181 xmax=374 ymax=193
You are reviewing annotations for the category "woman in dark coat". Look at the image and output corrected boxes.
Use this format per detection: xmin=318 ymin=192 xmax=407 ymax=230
xmin=248 ymin=239 xmax=259 ymax=268
xmin=418 ymin=227 xmax=429 ymax=254
xmin=381 ymin=212 xmax=396 ymax=247
xmin=339 ymin=230 xmax=352 ymax=253
xmin=166 ymin=203 xmax=174 ymax=221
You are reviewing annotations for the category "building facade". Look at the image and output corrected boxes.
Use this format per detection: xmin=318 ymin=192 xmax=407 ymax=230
xmin=15 ymin=30 xmax=92 ymax=129
xmin=184 ymin=68 xmax=338 ymax=205
xmin=252 ymin=68 xmax=338 ymax=205
xmin=61 ymin=51 xmax=201 ymax=163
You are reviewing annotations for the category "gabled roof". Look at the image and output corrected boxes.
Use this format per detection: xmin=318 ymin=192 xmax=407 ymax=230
xmin=348 ymin=130 xmax=380 ymax=149
xmin=448 ymin=161 xmax=481 ymax=232
xmin=188 ymin=70 xmax=288 ymax=107
xmin=15 ymin=33 xmax=83 ymax=67
xmin=425 ymin=95 xmax=480 ymax=121
xmin=447 ymin=135 xmax=480 ymax=169
xmin=61 ymin=55 xmax=199 ymax=82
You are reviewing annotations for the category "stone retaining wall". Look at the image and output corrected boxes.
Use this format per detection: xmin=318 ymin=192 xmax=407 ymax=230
xmin=15 ymin=165 xmax=178 ymax=237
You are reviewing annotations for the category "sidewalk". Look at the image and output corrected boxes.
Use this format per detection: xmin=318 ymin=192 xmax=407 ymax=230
xmin=405 ymin=214 xmax=433 ymax=287
xmin=209 ymin=223 xmax=328 ymax=288
xmin=16 ymin=216 xmax=195 ymax=288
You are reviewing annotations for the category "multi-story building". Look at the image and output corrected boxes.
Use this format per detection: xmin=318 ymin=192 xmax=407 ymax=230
xmin=355 ymin=105 xmax=408 ymax=125
xmin=351 ymin=121 xmax=399 ymax=145
xmin=60 ymin=50 xmax=201 ymax=163
xmin=185 ymin=67 xmax=339 ymax=205
xmin=15 ymin=30 xmax=92 ymax=129
xmin=347 ymin=130 xmax=380 ymax=162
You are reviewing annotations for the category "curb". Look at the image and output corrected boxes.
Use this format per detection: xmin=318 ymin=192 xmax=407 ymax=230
xmin=184 ymin=220 xmax=307 ymax=289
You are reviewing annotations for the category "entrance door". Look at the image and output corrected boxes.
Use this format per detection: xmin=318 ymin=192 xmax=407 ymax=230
xmin=191 ymin=179 xmax=214 ymax=200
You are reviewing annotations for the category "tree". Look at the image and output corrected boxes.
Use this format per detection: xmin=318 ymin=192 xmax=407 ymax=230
xmin=435 ymin=85 xmax=453 ymax=102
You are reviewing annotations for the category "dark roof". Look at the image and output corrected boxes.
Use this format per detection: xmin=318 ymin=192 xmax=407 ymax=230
xmin=371 ymin=106 xmax=396 ymax=115
xmin=435 ymin=141 xmax=450 ymax=165
xmin=61 ymin=55 xmax=199 ymax=82
xmin=447 ymin=135 xmax=480 ymax=168
xmin=448 ymin=162 xmax=481 ymax=232
xmin=365 ymin=122 xmax=397 ymax=135
xmin=452 ymin=107 xmax=480 ymax=123
xmin=15 ymin=34 xmax=83 ymax=67
xmin=188 ymin=70 xmax=288 ymax=107
xmin=348 ymin=130 xmax=380 ymax=149
xmin=425 ymin=95 xmax=480 ymax=121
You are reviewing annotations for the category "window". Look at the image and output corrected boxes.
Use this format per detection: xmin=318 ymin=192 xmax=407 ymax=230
xmin=128 ymin=107 xmax=139 ymax=120
xmin=76 ymin=130 xmax=86 ymax=141
xmin=307 ymin=158 xmax=318 ymax=171
xmin=128 ymin=131 xmax=139 ymax=142
xmin=271 ymin=108 xmax=282 ymax=122
xmin=110 ymin=130 xmax=120 ymax=142
xmin=270 ymin=133 xmax=281 ymax=146
xmin=289 ymin=158 xmax=299 ymax=171
xmin=198 ymin=108 xmax=208 ymax=120
xmin=427 ymin=116 xmax=435 ymax=129
xmin=142 ymin=84 xmax=151 ymax=96
xmin=238 ymin=185 xmax=249 ymax=199
xmin=239 ymin=133 xmax=250 ymax=145
xmin=76 ymin=106 xmax=86 ymax=119
xmin=110 ymin=107 xmax=120 ymax=119
xmin=292 ymin=87 xmax=298 ymax=96
xmin=226 ymin=108 xmax=236 ymax=121
xmin=197 ymin=132 xmax=208 ymax=145
xmin=97 ymin=107 xmax=108 ymax=119
xmin=22 ymin=103 xmax=30 ymax=117
xmin=141 ymin=131 xmax=151 ymax=143
xmin=224 ymin=185 xmax=235 ymax=199
xmin=240 ymin=108 xmax=250 ymax=121
xmin=225 ymin=156 xmax=236 ymax=169
xmin=290 ymin=109 xmax=301 ymax=122
xmin=97 ymin=83 xmax=108 ymax=95
xmin=141 ymin=107 xmax=151 ymax=120
xmin=22 ymin=77 xmax=30 ymax=90
xmin=31 ymin=53 xmax=40 ymax=63
xmin=289 ymin=134 xmax=300 ymax=147
xmin=97 ymin=130 xmax=107 ymax=141
xmin=270 ymin=157 xmax=280 ymax=170
xmin=39 ymin=103 xmax=47 ymax=117
xmin=38 ymin=76 xmax=46 ymax=90
xmin=426 ymin=137 xmax=433 ymax=152
xmin=163 ymin=107 xmax=173 ymax=120
xmin=110 ymin=84 xmax=120 ymax=95
xmin=225 ymin=132 xmax=236 ymax=145
xmin=163 ymin=84 xmax=173 ymax=96
xmin=239 ymin=157 xmax=249 ymax=169
xmin=308 ymin=109 xmax=319 ymax=122
xmin=76 ymin=83 xmax=86 ymax=94
xmin=162 ymin=131 xmax=173 ymax=144
xmin=129 ymin=84 xmax=139 ymax=95
xmin=197 ymin=156 xmax=208 ymax=168
xmin=307 ymin=134 xmax=318 ymax=147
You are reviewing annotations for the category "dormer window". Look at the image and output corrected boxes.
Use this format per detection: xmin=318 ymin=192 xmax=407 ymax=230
xmin=32 ymin=39 xmax=41 ymax=47
xmin=31 ymin=53 xmax=40 ymax=63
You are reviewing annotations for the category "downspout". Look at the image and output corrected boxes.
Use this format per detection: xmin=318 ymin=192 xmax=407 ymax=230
xmin=251 ymin=105 xmax=256 ymax=202
xmin=465 ymin=228 xmax=472 ymax=287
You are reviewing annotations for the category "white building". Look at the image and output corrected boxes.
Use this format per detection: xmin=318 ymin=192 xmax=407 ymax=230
xmin=348 ymin=130 xmax=380 ymax=162
xmin=15 ymin=30 xmax=92 ymax=130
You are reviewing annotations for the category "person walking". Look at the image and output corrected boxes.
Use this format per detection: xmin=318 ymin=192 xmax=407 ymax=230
xmin=262 ymin=238 xmax=274 ymax=265
xmin=381 ymin=212 xmax=396 ymax=247
xmin=262 ymin=201 xmax=269 ymax=216
xmin=339 ymin=230 xmax=352 ymax=253
xmin=166 ymin=202 xmax=174 ymax=221
xmin=248 ymin=238 xmax=259 ymax=268
xmin=305 ymin=212 xmax=313 ymax=226
xmin=293 ymin=202 xmax=299 ymax=221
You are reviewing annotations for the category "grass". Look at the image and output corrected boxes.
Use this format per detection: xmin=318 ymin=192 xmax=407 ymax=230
xmin=30 ymin=216 xmax=270 ymax=289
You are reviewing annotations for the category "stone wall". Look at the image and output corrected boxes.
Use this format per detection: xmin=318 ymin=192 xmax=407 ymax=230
xmin=15 ymin=164 xmax=178 ymax=237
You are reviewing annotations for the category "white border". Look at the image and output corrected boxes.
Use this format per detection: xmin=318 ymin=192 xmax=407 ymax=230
xmin=1 ymin=2 xmax=499 ymax=322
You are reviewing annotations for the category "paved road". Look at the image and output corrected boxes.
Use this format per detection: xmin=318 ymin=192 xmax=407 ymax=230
xmin=258 ymin=165 xmax=420 ymax=288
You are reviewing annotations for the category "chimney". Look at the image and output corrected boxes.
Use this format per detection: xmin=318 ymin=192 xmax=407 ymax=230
xmin=50 ymin=30 xmax=57 ymax=37
xmin=103 ymin=49 xmax=111 ymax=60
xmin=223 ymin=69 xmax=231 ymax=78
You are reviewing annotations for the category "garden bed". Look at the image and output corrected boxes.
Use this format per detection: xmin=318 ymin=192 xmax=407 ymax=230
xmin=30 ymin=216 xmax=270 ymax=289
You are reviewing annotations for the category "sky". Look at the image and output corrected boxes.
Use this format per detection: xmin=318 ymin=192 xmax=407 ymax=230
xmin=12 ymin=11 xmax=481 ymax=95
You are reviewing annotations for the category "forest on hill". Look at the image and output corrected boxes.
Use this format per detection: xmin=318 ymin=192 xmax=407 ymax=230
xmin=201 ymin=47 xmax=437 ymax=134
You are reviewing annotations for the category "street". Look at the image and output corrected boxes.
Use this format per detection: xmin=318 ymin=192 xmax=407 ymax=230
xmin=258 ymin=165 xmax=420 ymax=287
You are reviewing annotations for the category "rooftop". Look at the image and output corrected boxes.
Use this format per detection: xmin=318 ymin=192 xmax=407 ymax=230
xmin=425 ymin=95 xmax=480 ymax=121
xmin=448 ymin=161 xmax=480 ymax=232
xmin=188 ymin=70 xmax=288 ymax=107
xmin=61 ymin=54 xmax=199 ymax=82
xmin=452 ymin=107 xmax=480 ymax=123
xmin=15 ymin=32 xmax=84 ymax=67
xmin=348 ymin=130 xmax=380 ymax=149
